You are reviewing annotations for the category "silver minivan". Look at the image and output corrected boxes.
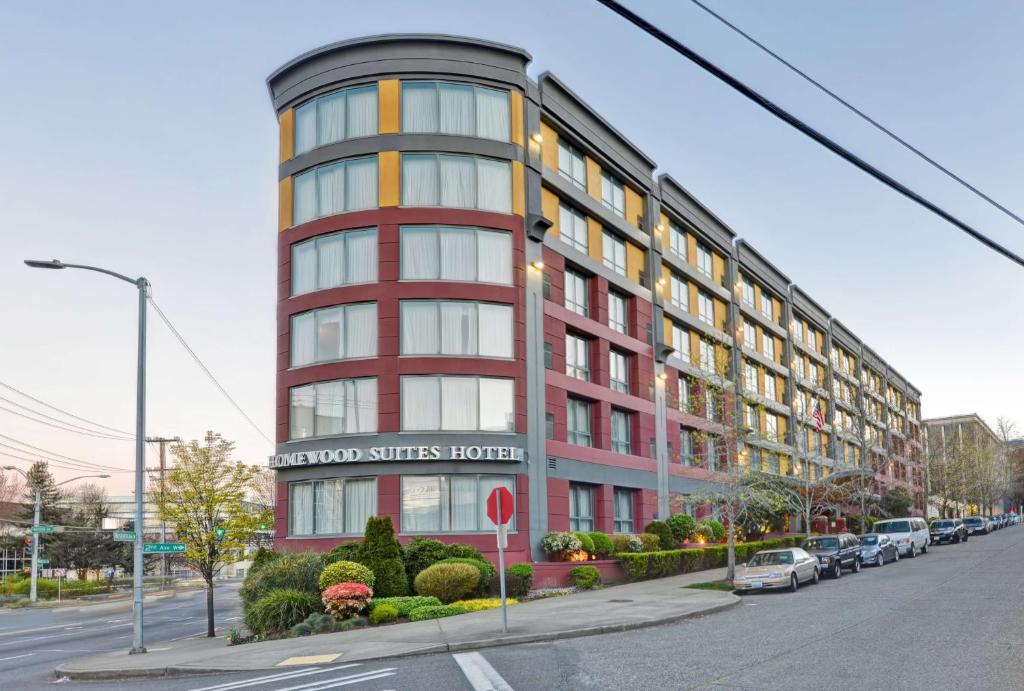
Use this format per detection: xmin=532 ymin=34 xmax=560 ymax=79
xmin=872 ymin=517 xmax=930 ymax=557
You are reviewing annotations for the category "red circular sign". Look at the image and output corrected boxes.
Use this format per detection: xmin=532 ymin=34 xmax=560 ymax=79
xmin=486 ymin=486 xmax=514 ymax=525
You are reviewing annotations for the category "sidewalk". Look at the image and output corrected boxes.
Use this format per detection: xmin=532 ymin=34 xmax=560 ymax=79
xmin=55 ymin=568 xmax=735 ymax=681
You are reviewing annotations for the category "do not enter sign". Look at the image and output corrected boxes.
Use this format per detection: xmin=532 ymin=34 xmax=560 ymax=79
xmin=486 ymin=486 xmax=514 ymax=525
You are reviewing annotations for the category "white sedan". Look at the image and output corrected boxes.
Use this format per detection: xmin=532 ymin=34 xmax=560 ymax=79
xmin=733 ymin=548 xmax=820 ymax=593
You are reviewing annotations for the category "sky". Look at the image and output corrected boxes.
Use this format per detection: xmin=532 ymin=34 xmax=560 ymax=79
xmin=1 ymin=1 xmax=1022 ymax=493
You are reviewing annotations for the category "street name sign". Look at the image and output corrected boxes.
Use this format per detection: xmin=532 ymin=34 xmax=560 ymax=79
xmin=32 ymin=525 xmax=55 ymax=534
xmin=143 ymin=543 xmax=186 ymax=554
xmin=113 ymin=531 xmax=136 ymax=542
xmin=37 ymin=558 xmax=50 ymax=566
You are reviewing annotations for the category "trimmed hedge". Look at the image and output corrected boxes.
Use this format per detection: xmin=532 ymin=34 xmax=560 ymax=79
xmin=408 ymin=604 xmax=468 ymax=621
xmin=644 ymin=520 xmax=676 ymax=550
xmin=500 ymin=563 xmax=533 ymax=598
xmin=403 ymin=538 xmax=450 ymax=583
xmin=665 ymin=514 xmax=695 ymax=543
xmin=368 ymin=595 xmax=442 ymax=616
xmin=324 ymin=541 xmax=362 ymax=566
xmin=573 ymin=532 xmax=596 ymax=555
xmin=588 ymin=532 xmax=614 ymax=559
xmin=369 ymin=603 xmax=398 ymax=624
xmin=639 ymin=533 xmax=661 ymax=552
xmin=569 ymin=565 xmax=601 ymax=590
xmin=617 ymin=538 xmax=804 ymax=581
xmin=318 ymin=561 xmax=374 ymax=591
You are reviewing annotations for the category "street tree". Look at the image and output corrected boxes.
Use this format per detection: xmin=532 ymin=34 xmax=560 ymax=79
xmin=879 ymin=487 xmax=914 ymax=517
xmin=0 ymin=468 xmax=23 ymax=505
xmin=152 ymin=432 xmax=271 ymax=637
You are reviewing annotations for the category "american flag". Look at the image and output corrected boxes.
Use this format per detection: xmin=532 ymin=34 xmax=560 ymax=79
xmin=812 ymin=402 xmax=825 ymax=431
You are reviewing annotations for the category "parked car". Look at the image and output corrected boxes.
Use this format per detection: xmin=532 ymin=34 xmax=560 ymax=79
xmin=872 ymin=517 xmax=930 ymax=557
xmin=857 ymin=533 xmax=898 ymax=566
xmin=929 ymin=518 xmax=968 ymax=544
xmin=733 ymin=548 xmax=819 ymax=593
xmin=801 ymin=533 xmax=862 ymax=578
xmin=963 ymin=516 xmax=989 ymax=536
xmin=986 ymin=515 xmax=999 ymax=531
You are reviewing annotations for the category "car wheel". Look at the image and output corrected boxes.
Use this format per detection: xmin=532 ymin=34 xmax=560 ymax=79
xmin=954 ymin=534 xmax=960 ymax=544
xmin=832 ymin=561 xmax=842 ymax=578
xmin=852 ymin=557 xmax=861 ymax=573
xmin=877 ymin=553 xmax=884 ymax=567
xmin=893 ymin=548 xmax=899 ymax=562
xmin=922 ymin=542 xmax=928 ymax=554
xmin=964 ymin=534 xmax=969 ymax=542
xmin=790 ymin=573 xmax=799 ymax=593
xmin=909 ymin=543 xmax=917 ymax=558
xmin=812 ymin=567 xmax=820 ymax=584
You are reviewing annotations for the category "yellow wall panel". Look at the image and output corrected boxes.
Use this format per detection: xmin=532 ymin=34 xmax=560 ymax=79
xmin=664 ymin=317 xmax=674 ymax=347
xmin=542 ymin=188 xmax=560 ymax=236
xmin=753 ymin=284 xmax=762 ymax=310
xmin=772 ymin=298 xmax=782 ymax=324
xmin=587 ymin=218 xmax=603 ymax=263
xmin=378 ymin=80 xmax=400 ymax=134
xmin=585 ymin=156 xmax=602 ymax=201
xmin=378 ymin=151 xmax=400 ymax=208
xmin=755 ymin=325 xmax=764 ymax=354
xmin=688 ymin=283 xmax=698 ymax=317
xmin=659 ymin=212 xmax=669 ymax=247
xmin=779 ymin=416 xmax=788 ymax=437
xmin=540 ymin=122 xmax=559 ymax=171
xmin=757 ymin=367 xmax=765 ymax=394
xmin=278 ymin=109 xmax=294 ymax=163
xmin=689 ymin=332 xmax=700 ymax=365
xmin=661 ymin=264 xmax=670 ymax=297
xmin=686 ymin=235 xmax=697 ymax=268
xmin=512 ymin=161 xmax=525 ymax=217
xmin=278 ymin=176 xmax=292 ymax=231
xmin=624 ymin=187 xmax=643 ymax=228
xmin=773 ymin=336 xmax=783 ymax=363
xmin=510 ymin=90 xmax=524 ymax=147
xmin=626 ymin=242 xmax=644 ymax=283
xmin=712 ymin=253 xmax=725 ymax=286
xmin=713 ymin=298 xmax=727 ymax=331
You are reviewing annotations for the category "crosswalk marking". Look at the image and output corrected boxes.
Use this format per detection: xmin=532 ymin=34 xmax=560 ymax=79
xmin=274 ymin=670 xmax=397 ymax=691
xmin=453 ymin=652 xmax=514 ymax=691
xmin=186 ymin=664 xmax=360 ymax=691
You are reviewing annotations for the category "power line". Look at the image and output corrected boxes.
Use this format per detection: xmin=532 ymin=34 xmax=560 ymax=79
xmin=0 ymin=435 xmax=126 ymax=472
xmin=0 ymin=450 xmax=134 ymax=474
xmin=595 ymin=0 xmax=1024 ymax=269
xmin=147 ymin=297 xmax=275 ymax=447
xmin=0 ymin=397 xmax=133 ymax=441
xmin=0 ymin=380 xmax=133 ymax=436
xmin=687 ymin=0 xmax=1024 ymax=231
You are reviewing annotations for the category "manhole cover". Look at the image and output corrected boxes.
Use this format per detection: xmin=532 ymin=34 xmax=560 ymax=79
xmin=608 ymin=599 xmax=633 ymax=603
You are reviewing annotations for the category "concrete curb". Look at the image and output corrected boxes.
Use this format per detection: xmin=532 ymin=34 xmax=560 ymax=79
xmin=54 ymin=595 xmax=739 ymax=681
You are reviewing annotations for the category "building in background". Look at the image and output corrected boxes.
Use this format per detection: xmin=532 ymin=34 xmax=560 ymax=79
xmin=923 ymin=414 xmax=1009 ymax=517
xmin=267 ymin=34 xmax=925 ymax=563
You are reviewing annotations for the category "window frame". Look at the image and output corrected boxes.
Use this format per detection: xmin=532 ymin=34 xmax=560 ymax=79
xmin=564 ymin=267 xmax=589 ymax=317
xmin=670 ymin=272 xmax=688 ymax=311
xmin=696 ymin=243 xmax=713 ymax=278
xmin=291 ymin=228 xmax=378 ymax=296
xmin=613 ymin=487 xmax=635 ymax=533
xmin=608 ymin=291 xmax=628 ymax=334
xmin=399 ymin=299 xmax=514 ymax=358
xmin=288 ymin=377 xmax=378 ymax=440
xmin=294 ymin=84 xmax=379 ymax=154
xmin=565 ymin=333 xmax=591 ymax=382
xmin=569 ymin=483 xmax=595 ymax=532
xmin=602 ymin=230 xmax=627 ymax=276
xmin=669 ymin=222 xmax=687 ymax=260
xmin=610 ymin=408 xmax=632 ymax=454
xmin=288 ymin=477 xmax=378 ymax=537
xmin=609 ymin=349 xmax=630 ymax=394
xmin=400 ymin=80 xmax=511 ymax=142
xmin=290 ymin=302 xmax=378 ymax=367
xmin=697 ymin=290 xmax=714 ymax=326
xmin=557 ymin=139 xmax=587 ymax=189
xmin=400 ymin=153 xmax=512 ymax=212
xmin=399 ymin=225 xmax=512 ymax=285
xmin=293 ymin=156 xmax=379 ymax=223
xmin=567 ymin=397 xmax=593 ymax=447
xmin=399 ymin=375 xmax=515 ymax=432
xmin=600 ymin=171 xmax=626 ymax=217
xmin=558 ymin=202 xmax=589 ymax=254
xmin=400 ymin=474 xmax=517 ymax=534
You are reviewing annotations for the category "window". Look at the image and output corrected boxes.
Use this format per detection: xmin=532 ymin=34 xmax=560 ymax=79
xmin=401 ymin=153 xmax=511 ymax=212
xmin=699 ymin=340 xmax=715 ymax=373
xmin=295 ymin=85 xmax=378 ymax=155
xmin=697 ymin=291 xmax=714 ymax=325
xmin=601 ymin=171 xmax=625 ymax=217
xmin=569 ymin=483 xmax=595 ymax=531
xmin=793 ymin=320 xmax=804 ymax=342
xmin=558 ymin=140 xmax=587 ymax=189
xmin=809 ymin=362 xmax=819 ymax=384
xmin=400 ymin=300 xmax=512 ymax=358
xmin=401 ymin=81 xmax=510 ymax=141
xmin=401 ymin=475 xmax=515 ymax=533
xmin=795 ymin=357 xmax=806 ymax=379
xmin=765 ymin=414 xmax=778 ymax=441
xmin=289 ymin=478 xmax=376 ymax=536
xmin=292 ymin=229 xmax=378 ymax=295
xmin=400 ymin=226 xmax=512 ymax=284
xmin=762 ymin=333 xmax=775 ymax=361
xmin=610 ymin=350 xmax=629 ymax=394
xmin=672 ymin=324 xmax=690 ymax=362
xmin=608 ymin=292 xmax=628 ymax=334
xmin=610 ymin=409 xmax=632 ymax=454
xmin=564 ymin=269 xmax=589 ymax=316
xmin=613 ymin=488 xmax=635 ymax=532
xmin=706 ymin=436 xmax=718 ymax=470
xmin=400 ymin=376 xmax=514 ymax=432
xmin=696 ymin=243 xmax=713 ymax=278
xmin=744 ymin=362 xmax=757 ymax=392
xmin=760 ymin=292 xmax=774 ymax=320
xmin=545 ymin=413 xmax=554 ymax=439
xmin=602 ymin=231 xmax=626 ymax=275
xmin=294 ymin=157 xmax=378 ymax=224
xmin=565 ymin=334 xmax=590 ymax=381
xmin=678 ymin=376 xmax=691 ymax=413
xmin=764 ymin=375 xmax=776 ymax=401
xmin=745 ymin=404 xmax=759 ymax=432
xmin=808 ymin=330 xmax=817 ymax=350
xmin=291 ymin=303 xmax=377 ymax=366
xmin=742 ymin=277 xmax=755 ymax=307
xmin=567 ymin=398 xmax=592 ymax=446
xmin=670 ymin=273 xmax=688 ymax=311
xmin=558 ymin=203 xmax=589 ymax=254
xmin=679 ymin=429 xmax=693 ymax=465
xmin=766 ymin=453 xmax=780 ymax=475
xmin=289 ymin=378 xmax=377 ymax=439
xmin=705 ymin=388 xmax=718 ymax=421
xmin=669 ymin=222 xmax=687 ymax=259
xmin=743 ymin=320 xmax=756 ymax=348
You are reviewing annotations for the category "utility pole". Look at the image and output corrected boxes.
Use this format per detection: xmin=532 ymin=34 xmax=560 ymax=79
xmin=145 ymin=436 xmax=179 ymax=588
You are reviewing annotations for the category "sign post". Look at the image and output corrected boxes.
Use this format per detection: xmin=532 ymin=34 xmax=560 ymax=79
xmin=486 ymin=486 xmax=514 ymax=634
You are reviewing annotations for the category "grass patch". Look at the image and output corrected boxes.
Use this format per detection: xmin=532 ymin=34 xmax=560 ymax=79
xmin=685 ymin=581 xmax=735 ymax=591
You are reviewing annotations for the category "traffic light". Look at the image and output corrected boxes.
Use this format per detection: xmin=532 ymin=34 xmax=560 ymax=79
xmin=215 ymin=528 xmax=226 ymax=539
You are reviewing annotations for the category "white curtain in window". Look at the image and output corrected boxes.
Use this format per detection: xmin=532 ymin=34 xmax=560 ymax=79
xmin=401 ymin=301 xmax=439 ymax=355
xmin=291 ymin=312 xmax=315 ymax=367
xmin=476 ymin=159 xmax=511 ymax=212
xmin=291 ymin=240 xmax=317 ymax=295
xmin=317 ymin=92 xmax=346 ymax=146
xmin=440 ymin=227 xmax=475 ymax=280
xmin=475 ymin=87 xmax=509 ymax=141
xmin=439 ymin=83 xmax=474 ymax=135
xmin=450 ymin=476 xmax=477 ymax=531
xmin=345 ymin=229 xmax=377 ymax=284
xmin=317 ymin=163 xmax=346 ymax=217
xmin=478 ymin=476 xmax=514 ymax=529
xmin=351 ymin=378 xmax=377 ymax=432
xmin=344 ymin=479 xmax=375 ymax=533
xmin=319 ymin=480 xmax=343 ymax=534
xmin=479 ymin=378 xmax=514 ymax=432
xmin=476 ymin=230 xmax=511 ymax=284
xmin=441 ymin=377 xmax=477 ymax=430
xmin=441 ymin=302 xmax=477 ymax=355
xmin=295 ymin=102 xmax=317 ymax=155
xmin=478 ymin=304 xmax=512 ymax=358
xmin=346 ymin=86 xmax=377 ymax=138
xmin=402 ymin=155 xmax=438 ymax=206
xmin=289 ymin=385 xmax=315 ymax=440
xmin=346 ymin=158 xmax=377 ymax=211
xmin=294 ymin=171 xmax=317 ymax=225
xmin=401 ymin=226 xmax=439 ymax=279
xmin=315 ymin=307 xmax=344 ymax=362
xmin=402 ymin=476 xmax=441 ymax=532
xmin=402 ymin=377 xmax=440 ymax=431
xmin=290 ymin=483 xmax=313 ymax=536
xmin=317 ymin=234 xmax=345 ymax=289
xmin=402 ymin=83 xmax=438 ymax=133
xmin=345 ymin=303 xmax=376 ymax=358
xmin=439 ymin=155 xmax=475 ymax=208
xmin=316 ymin=380 xmax=347 ymax=435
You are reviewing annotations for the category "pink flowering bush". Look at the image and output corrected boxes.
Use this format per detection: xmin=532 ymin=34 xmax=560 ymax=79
xmin=322 ymin=582 xmax=373 ymax=619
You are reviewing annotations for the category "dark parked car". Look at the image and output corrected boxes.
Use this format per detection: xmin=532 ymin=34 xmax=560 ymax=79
xmin=930 ymin=518 xmax=968 ymax=544
xmin=963 ymin=516 xmax=989 ymax=535
xmin=801 ymin=533 xmax=862 ymax=578
xmin=857 ymin=533 xmax=898 ymax=566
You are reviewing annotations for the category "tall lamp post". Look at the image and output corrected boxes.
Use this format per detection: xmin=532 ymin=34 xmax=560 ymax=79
xmin=25 ymin=259 xmax=149 ymax=654
xmin=2 ymin=467 xmax=110 ymax=602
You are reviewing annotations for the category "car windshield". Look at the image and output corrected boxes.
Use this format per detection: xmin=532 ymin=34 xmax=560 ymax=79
xmin=874 ymin=520 xmax=910 ymax=533
xmin=964 ymin=517 xmax=982 ymax=524
xmin=748 ymin=552 xmax=793 ymax=566
xmin=803 ymin=538 xmax=838 ymax=550
xmin=859 ymin=535 xmax=878 ymax=545
xmin=933 ymin=520 xmax=953 ymax=529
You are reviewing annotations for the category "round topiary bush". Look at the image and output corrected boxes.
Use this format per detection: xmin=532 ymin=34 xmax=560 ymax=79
xmin=666 ymin=514 xmax=695 ymax=543
xmin=639 ymin=533 xmax=661 ymax=552
xmin=368 ymin=603 xmax=398 ymax=624
xmin=542 ymin=531 xmax=582 ymax=558
xmin=240 ymin=552 xmax=323 ymax=609
xmin=244 ymin=589 xmax=321 ymax=636
xmin=588 ymin=531 xmax=614 ymax=559
xmin=413 ymin=563 xmax=480 ymax=603
xmin=322 ymin=582 xmax=374 ymax=619
xmin=437 ymin=557 xmax=495 ymax=596
xmin=573 ymin=532 xmax=596 ymax=555
xmin=445 ymin=543 xmax=485 ymax=561
xmin=706 ymin=519 xmax=725 ymax=543
xmin=611 ymin=534 xmax=643 ymax=554
xmin=319 ymin=560 xmax=375 ymax=591
xmin=569 ymin=565 xmax=601 ymax=590
xmin=403 ymin=538 xmax=450 ymax=583
xmin=499 ymin=563 xmax=533 ymax=598
xmin=644 ymin=520 xmax=676 ymax=550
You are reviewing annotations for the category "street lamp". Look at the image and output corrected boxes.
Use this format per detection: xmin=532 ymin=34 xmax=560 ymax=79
xmin=25 ymin=258 xmax=149 ymax=654
xmin=3 ymin=467 xmax=110 ymax=602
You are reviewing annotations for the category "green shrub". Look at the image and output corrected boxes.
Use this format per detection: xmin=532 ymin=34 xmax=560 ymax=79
xmin=569 ymin=565 xmax=601 ymax=590
xmin=573 ymin=532 xmax=596 ymax=555
xmin=403 ymin=538 xmax=449 ymax=583
xmin=368 ymin=595 xmax=442 ymax=616
xmin=611 ymin=534 xmax=643 ymax=553
xmin=244 ymin=589 xmax=321 ymax=636
xmin=251 ymin=547 xmax=280 ymax=573
xmin=445 ymin=543 xmax=485 ymax=561
xmin=438 ymin=558 xmax=495 ymax=596
xmin=240 ymin=552 xmax=323 ymax=608
xmin=318 ymin=560 xmax=375 ymax=591
xmin=413 ymin=563 xmax=480 ymax=603
xmin=644 ymin=520 xmax=676 ymax=550
xmin=666 ymin=514 xmax=695 ymax=543
xmin=324 ymin=541 xmax=362 ymax=566
xmin=450 ymin=598 xmax=518 ymax=611
xmin=357 ymin=516 xmax=408 ymax=597
xmin=408 ymin=604 xmax=468 ymax=621
xmin=588 ymin=532 xmax=614 ymax=559
xmin=13 ymin=578 xmax=57 ymax=598
xmin=291 ymin=612 xmax=335 ymax=637
xmin=291 ymin=622 xmax=312 ymax=637
xmin=369 ymin=603 xmax=398 ymax=624
xmin=639 ymin=533 xmax=661 ymax=552
xmin=865 ymin=516 xmax=877 ymax=531
xmin=502 ymin=563 xmax=533 ymax=598
xmin=542 ymin=531 xmax=582 ymax=556
xmin=706 ymin=519 xmax=725 ymax=542
xmin=619 ymin=540 xmax=792 ymax=581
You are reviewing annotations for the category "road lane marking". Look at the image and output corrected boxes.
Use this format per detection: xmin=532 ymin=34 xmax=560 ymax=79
xmin=278 ymin=654 xmax=342 ymax=666
xmin=274 ymin=669 xmax=397 ymax=691
xmin=0 ymin=653 xmax=34 ymax=662
xmin=186 ymin=664 xmax=361 ymax=691
xmin=452 ymin=652 xmax=513 ymax=691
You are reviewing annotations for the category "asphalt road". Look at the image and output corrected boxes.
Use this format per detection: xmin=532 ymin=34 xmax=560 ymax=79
xmin=25 ymin=525 xmax=1024 ymax=690
xmin=0 ymin=581 xmax=242 ymax=691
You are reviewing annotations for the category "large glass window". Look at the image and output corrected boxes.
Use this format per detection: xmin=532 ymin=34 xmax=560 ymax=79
xmin=291 ymin=229 xmax=378 ymax=296
xmin=401 ymin=153 xmax=511 ymax=212
xmin=678 ymin=376 xmax=691 ymax=413
xmin=401 ymin=475 xmax=515 ymax=533
xmin=289 ymin=378 xmax=377 ymax=439
xmin=743 ymin=320 xmax=756 ymax=348
xmin=742 ymin=277 xmax=755 ymax=307
xmin=289 ymin=478 xmax=376 ymax=536
xmin=762 ymin=333 xmax=775 ymax=361
xmin=564 ymin=268 xmax=589 ymax=316
xmin=761 ymin=292 xmax=774 ymax=320
xmin=294 ymin=157 xmax=378 ymax=224
xmin=764 ymin=375 xmax=776 ymax=401
xmin=697 ymin=291 xmax=714 ymax=326
xmin=559 ymin=203 xmax=589 ymax=254
xmin=400 ymin=301 xmax=512 ymax=358
xmin=602 ymin=231 xmax=627 ymax=275
xmin=558 ymin=140 xmax=587 ymax=189
xmin=401 ymin=81 xmax=510 ymax=141
xmin=569 ymin=483 xmax=594 ymax=531
xmin=699 ymin=340 xmax=716 ymax=373
xmin=400 ymin=226 xmax=512 ymax=284
xmin=295 ymin=85 xmax=378 ymax=155
xmin=669 ymin=222 xmax=687 ymax=259
xmin=291 ymin=303 xmax=377 ymax=367
xmin=672 ymin=323 xmax=690 ymax=362
xmin=611 ymin=409 xmax=632 ymax=454
xmin=670 ymin=272 xmax=688 ymax=311
xmin=610 ymin=350 xmax=629 ymax=394
xmin=600 ymin=171 xmax=625 ymax=217
xmin=400 ymin=376 xmax=514 ymax=432
xmin=608 ymin=292 xmax=628 ymax=334
xmin=567 ymin=398 xmax=592 ymax=447
xmin=744 ymin=362 xmax=757 ymax=392
xmin=765 ymin=414 xmax=779 ymax=441
xmin=565 ymin=334 xmax=590 ymax=381
xmin=679 ymin=429 xmax=693 ymax=465
xmin=613 ymin=488 xmax=635 ymax=533
xmin=696 ymin=243 xmax=713 ymax=278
